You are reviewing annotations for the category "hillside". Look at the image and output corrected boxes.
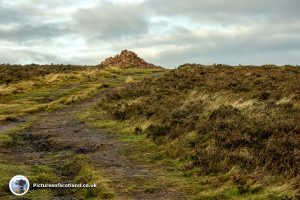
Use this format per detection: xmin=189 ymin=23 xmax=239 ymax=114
xmin=0 ymin=61 xmax=299 ymax=199
xmin=0 ymin=67 xmax=170 ymax=199
xmin=84 ymin=64 xmax=300 ymax=199
xmin=0 ymin=64 xmax=87 ymax=85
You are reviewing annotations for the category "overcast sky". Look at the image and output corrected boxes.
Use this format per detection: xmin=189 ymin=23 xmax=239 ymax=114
xmin=0 ymin=0 xmax=299 ymax=67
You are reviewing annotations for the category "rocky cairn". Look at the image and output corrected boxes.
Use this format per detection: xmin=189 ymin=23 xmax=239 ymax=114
xmin=101 ymin=50 xmax=160 ymax=69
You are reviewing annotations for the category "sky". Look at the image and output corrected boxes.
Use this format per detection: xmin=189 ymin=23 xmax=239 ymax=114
xmin=0 ymin=0 xmax=299 ymax=67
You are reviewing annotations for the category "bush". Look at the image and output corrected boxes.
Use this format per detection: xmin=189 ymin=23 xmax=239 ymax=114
xmin=146 ymin=124 xmax=171 ymax=139
xmin=259 ymin=91 xmax=271 ymax=100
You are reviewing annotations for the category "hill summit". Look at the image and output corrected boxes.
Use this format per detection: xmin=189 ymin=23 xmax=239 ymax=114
xmin=101 ymin=50 xmax=160 ymax=69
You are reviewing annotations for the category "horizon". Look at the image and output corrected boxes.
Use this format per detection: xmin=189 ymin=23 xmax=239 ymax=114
xmin=0 ymin=0 xmax=299 ymax=68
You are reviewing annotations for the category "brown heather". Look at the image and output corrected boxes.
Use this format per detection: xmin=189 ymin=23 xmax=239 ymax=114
xmin=97 ymin=64 xmax=300 ymax=180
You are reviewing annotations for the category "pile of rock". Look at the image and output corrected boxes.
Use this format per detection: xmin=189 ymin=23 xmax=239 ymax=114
xmin=101 ymin=50 xmax=160 ymax=69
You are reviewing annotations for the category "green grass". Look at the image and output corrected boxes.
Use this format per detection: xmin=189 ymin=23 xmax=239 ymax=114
xmin=74 ymin=165 xmax=115 ymax=199
xmin=0 ymin=117 xmax=58 ymax=199
xmin=44 ymin=153 xmax=115 ymax=199
xmin=0 ymin=116 xmax=37 ymax=146
xmin=0 ymin=150 xmax=115 ymax=199
xmin=0 ymin=158 xmax=59 ymax=199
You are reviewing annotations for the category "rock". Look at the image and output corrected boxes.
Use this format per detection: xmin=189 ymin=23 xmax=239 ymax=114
xmin=101 ymin=50 xmax=161 ymax=69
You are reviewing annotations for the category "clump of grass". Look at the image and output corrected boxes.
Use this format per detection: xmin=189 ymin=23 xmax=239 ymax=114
xmin=74 ymin=165 xmax=114 ymax=199
xmin=0 ymin=117 xmax=37 ymax=146
xmin=30 ymin=165 xmax=60 ymax=183
xmin=0 ymin=134 xmax=13 ymax=146
xmin=56 ymin=155 xmax=114 ymax=199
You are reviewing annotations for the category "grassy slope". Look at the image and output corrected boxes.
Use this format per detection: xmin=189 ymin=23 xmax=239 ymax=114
xmin=80 ymin=65 xmax=300 ymax=199
xmin=0 ymin=67 xmax=161 ymax=199
xmin=1 ymin=65 xmax=299 ymax=199
xmin=0 ymin=67 xmax=159 ymax=121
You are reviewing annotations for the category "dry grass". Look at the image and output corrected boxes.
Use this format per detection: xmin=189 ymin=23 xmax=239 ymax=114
xmin=89 ymin=65 xmax=300 ymax=199
xmin=0 ymin=67 xmax=159 ymax=121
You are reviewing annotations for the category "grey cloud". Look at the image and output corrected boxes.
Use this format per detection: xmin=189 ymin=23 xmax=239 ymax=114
xmin=153 ymin=46 xmax=299 ymax=67
xmin=0 ymin=48 xmax=60 ymax=64
xmin=0 ymin=23 xmax=71 ymax=43
xmin=73 ymin=2 xmax=149 ymax=40
xmin=137 ymin=21 xmax=300 ymax=67
xmin=0 ymin=1 xmax=73 ymax=43
xmin=146 ymin=0 xmax=300 ymax=25
xmin=0 ymin=2 xmax=45 ymax=24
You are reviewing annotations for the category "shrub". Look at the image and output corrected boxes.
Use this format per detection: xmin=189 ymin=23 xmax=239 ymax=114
xmin=146 ymin=124 xmax=171 ymax=139
xmin=259 ymin=91 xmax=271 ymax=100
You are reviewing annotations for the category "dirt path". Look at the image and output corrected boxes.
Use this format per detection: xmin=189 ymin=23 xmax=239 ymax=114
xmin=3 ymin=89 xmax=186 ymax=200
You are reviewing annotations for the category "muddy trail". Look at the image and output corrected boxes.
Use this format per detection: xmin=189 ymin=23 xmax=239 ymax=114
xmin=2 ymin=88 xmax=186 ymax=200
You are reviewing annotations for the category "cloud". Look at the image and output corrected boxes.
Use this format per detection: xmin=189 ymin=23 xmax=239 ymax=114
xmin=72 ymin=1 xmax=150 ymax=40
xmin=146 ymin=0 xmax=300 ymax=25
xmin=0 ymin=0 xmax=74 ymax=44
xmin=0 ymin=23 xmax=71 ymax=43
xmin=130 ymin=21 xmax=300 ymax=66
xmin=0 ymin=48 xmax=59 ymax=64
xmin=0 ymin=0 xmax=299 ymax=66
